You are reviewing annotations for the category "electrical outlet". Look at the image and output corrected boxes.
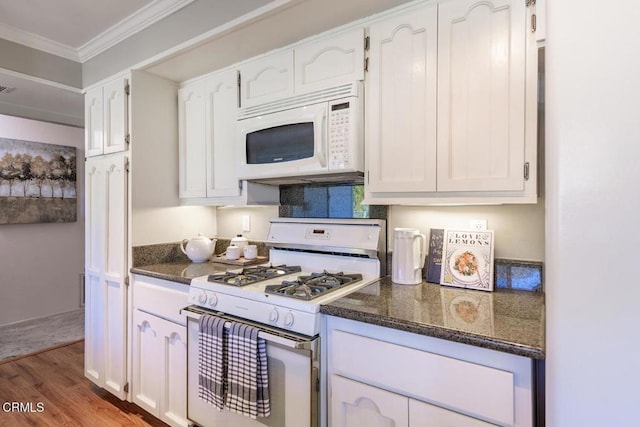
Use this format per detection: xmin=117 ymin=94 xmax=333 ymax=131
xmin=470 ymin=219 xmax=487 ymax=231
xmin=242 ymin=215 xmax=251 ymax=232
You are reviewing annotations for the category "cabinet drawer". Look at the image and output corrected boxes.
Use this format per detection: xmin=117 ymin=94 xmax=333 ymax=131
xmin=331 ymin=330 xmax=514 ymax=425
xmin=132 ymin=276 xmax=189 ymax=325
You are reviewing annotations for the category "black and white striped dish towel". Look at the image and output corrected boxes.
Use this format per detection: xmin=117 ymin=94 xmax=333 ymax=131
xmin=198 ymin=314 xmax=226 ymax=410
xmin=225 ymin=322 xmax=270 ymax=418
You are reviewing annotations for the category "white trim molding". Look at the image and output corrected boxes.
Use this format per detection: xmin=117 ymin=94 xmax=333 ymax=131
xmin=0 ymin=0 xmax=194 ymax=63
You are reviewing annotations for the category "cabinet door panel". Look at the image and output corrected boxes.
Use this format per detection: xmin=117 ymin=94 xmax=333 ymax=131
xmin=178 ymin=82 xmax=207 ymax=198
xmin=103 ymin=77 xmax=128 ymax=155
xmin=161 ymin=325 xmax=188 ymax=427
xmin=409 ymin=399 xmax=497 ymax=427
xmin=240 ymin=50 xmax=294 ymax=107
xmin=84 ymin=154 xmax=128 ymax=400
xmin=295 ymin=28 xmax=365 ymax=93
xmin=331 ymin=375 xmax=408 ymax=427
xmin=132 ymin=310 xmax=162 ymax=415
xmin=437 ymin=0 xmax=526 ymax=191
xmin=205 ymin=70 xmax=241 ymax=198
xmin=366 ymin=4 xmax=438 ymax=193
xmin=85 ymin=86 xmax=104 ymax=157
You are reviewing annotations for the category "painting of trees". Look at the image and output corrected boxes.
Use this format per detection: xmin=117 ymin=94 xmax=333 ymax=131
xmin=0 ymin=137 xmax=77 ymax=224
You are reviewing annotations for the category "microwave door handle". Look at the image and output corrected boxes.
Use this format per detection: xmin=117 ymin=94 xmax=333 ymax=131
xmin=317 ymin=112 xmax=327 ymax=167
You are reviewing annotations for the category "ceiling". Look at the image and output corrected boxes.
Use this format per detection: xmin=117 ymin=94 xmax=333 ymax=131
xmin=0 ymin=0 xmax=412 ymax=127
xmin=0 ymin=0 xmax=194 ymax=127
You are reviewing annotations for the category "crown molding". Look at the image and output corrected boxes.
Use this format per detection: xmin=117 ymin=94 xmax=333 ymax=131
xmin=0 ymin=0 xmax=194 ymax=64
xmin=78 ymin=0 xmax=195 ymax=62
xmin=0 ymin=23 xmax=80 ymax=62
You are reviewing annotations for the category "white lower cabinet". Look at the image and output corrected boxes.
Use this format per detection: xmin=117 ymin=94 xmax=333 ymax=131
xmin=409 ymin=399 xmax=495 ymax=427
xmin=131 ymin=276 xmax=188 ymax=427
xmin=331 ymin=374 xmax=408 ymax=427
xmin=331 ymin=375 xmax=495 ymax=427
xmin=326 ymin=316 xmax=533 ymax=427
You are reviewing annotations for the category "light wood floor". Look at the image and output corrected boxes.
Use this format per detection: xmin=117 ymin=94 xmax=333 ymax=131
xmin=0 ymin=341 xmax=168 ymax=427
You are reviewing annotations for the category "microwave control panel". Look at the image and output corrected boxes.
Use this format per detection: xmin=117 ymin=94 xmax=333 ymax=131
xmin=328 ymin=99 xmax=356 ymax=170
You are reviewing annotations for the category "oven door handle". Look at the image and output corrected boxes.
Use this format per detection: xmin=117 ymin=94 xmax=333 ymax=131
xmin=181 ymin=307 xmax=315 ymax=351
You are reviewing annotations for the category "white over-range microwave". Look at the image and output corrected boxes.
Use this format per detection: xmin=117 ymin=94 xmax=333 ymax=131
xmin=237 ymin=82 xmax=364 ymax=184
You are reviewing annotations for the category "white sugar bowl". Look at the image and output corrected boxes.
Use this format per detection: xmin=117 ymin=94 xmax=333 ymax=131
xmin=180 ymin=234 xmax=216 ymax=263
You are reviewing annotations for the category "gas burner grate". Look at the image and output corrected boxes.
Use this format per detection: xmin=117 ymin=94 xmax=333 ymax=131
xmin=207 ymin=264 xmax=302 ymax=286
xmin=265 ymin=271 xmax=363 ymax=300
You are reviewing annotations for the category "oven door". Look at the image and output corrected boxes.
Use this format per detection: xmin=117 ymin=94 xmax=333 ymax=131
xmin=183 ymin=306 xmax=319 ymax=427
xmin=237 ymin=102 xmax=328 ymax=180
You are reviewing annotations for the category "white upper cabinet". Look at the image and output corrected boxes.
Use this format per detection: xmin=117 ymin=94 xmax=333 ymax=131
xmin=366 ymin=4 xmax=438 ymax=193
xmin=204 ymin=70 xmax=242 ymax=198
xmin=179 ymin=70 xmax=279 ymax=205
xmin=364 ymin=0 xmax=538 ymax=205
xmin=178 ymin=81 xmax=207 ymax=198
xmin=85 ymin=86 xmax=104 ymax=157
xmin=85 ymin=76 xmax=129 ymax=157
xmin=294 ymin=27 xmax=365 ymax=94
xmin=239 ymin=28 xmax=365 ymax=109
xmin=437 ymin=0 xmax=526 ymax=192
xmin=239 ymin=50 xmax=294 ymax=108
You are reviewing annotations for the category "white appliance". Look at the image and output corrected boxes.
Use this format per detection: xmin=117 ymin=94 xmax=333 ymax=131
xmin=391 ymin=227 xmax=427 ymax=285
xmin=184 ymin=218 xmax=385 ymax=427
xmin=236 ymin=83 xmax=364 ymax=184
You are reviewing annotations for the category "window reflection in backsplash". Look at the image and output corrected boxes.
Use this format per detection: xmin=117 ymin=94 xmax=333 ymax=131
xmin=279 ymin=184 xmax=387 ymax=219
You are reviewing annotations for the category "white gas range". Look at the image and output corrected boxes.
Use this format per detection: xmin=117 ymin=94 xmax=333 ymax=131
xmin=183 ymin=218 xmax=385 ymax=427
xmin=187 ymin=218 xmax=386 ymax=336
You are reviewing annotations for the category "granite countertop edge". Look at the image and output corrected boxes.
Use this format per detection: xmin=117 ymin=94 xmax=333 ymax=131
xmin=130 ymin=266 xmax=193 ymax=285
xmin=320 ymin=304 xmax=545 ymax=360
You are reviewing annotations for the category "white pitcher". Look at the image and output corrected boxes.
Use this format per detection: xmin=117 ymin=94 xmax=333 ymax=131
xmin=392 ymin=228 xmax=427 ymax=285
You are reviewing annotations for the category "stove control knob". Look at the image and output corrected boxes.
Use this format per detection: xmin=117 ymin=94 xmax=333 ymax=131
xmin=269 ymin=308 xmax=279 ymax=323
xmin=284 ymin=312 xmax=294 ymax=327
xmin=207 ymin=293 xmax=218 ymax=307
xmin=197 ymin=292 xmax=207 ymax=305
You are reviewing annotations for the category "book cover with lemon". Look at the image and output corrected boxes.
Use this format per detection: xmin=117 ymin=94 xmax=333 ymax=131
xmin=440 ymin=229 xmax=494 ymax=291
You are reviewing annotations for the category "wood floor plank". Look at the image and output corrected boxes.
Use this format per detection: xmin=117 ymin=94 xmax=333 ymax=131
xmin=0 ymin=341 xmax=169 ymax=427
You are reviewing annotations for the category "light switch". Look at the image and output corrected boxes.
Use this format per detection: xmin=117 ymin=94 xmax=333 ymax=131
xmin=242 ymin=215 xmax=251 ymax=232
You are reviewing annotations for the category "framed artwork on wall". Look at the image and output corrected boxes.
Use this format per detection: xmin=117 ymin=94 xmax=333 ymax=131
xmin=0 ymin=137 xmax=77 ymax=224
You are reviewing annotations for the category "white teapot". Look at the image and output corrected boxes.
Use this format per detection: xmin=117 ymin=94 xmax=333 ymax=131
xmin=180 ymin=234 xmax=216 ymax=263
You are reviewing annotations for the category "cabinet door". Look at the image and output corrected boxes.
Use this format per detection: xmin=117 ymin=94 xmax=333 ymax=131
xmin=132 ymin=310 xmax=162 ymax=416
xmin=205 ymin=70 xmax=241 ymax=198
xmin=103 ymin=77 xmax=129 ymax=155
xmin=178 ymin=81 xmax=207 ymax=198
xmin=437 ymin=0 xmax=526 ymax=192
xmin=366 ymin=4 xmax=438 ymax=193
xmin=330 ymin=375 xmax=408 ymax=427
xmin=240 ymin=50 xmax=294 ymax=107
xmin=85 ymin=86 xmax=104 ymax=157
xmin=295 ymin=28 xmax=365 ymax=94
xmin=409 ymin=399 xmax=496 ymax=427
xmin=160 ymin=321 xmax=188 ymax=427
xmin=132 ymin=310 xmax=188 ymax=427
xmin=84 ymin=153 xmax=128 ymax=400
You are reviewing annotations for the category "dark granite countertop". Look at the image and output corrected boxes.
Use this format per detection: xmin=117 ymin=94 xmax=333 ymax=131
xmin=130 ymin=261 xmax=231 ymax=285
xmin=321 ymin=277 xmax=545 ymax=359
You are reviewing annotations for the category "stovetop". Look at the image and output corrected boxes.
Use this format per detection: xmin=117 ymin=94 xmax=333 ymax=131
xmin=264 ymin=271 xmax=363 ymax=301
xmin=207 ymin=264 xmax=302 ymax=287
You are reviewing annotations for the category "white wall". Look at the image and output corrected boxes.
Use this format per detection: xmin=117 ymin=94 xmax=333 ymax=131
xmin=545 ymin=1 xmax=640 ymax=425
xmin=0 ymin=114 xmax=84 ymax=325
xmin=390 ymin=204 xmax=544 ymax=261
xmin=216 ymin=203 xmax=545 ymax=261
xmin=216 ymin=206 xmax=279 ymax=241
